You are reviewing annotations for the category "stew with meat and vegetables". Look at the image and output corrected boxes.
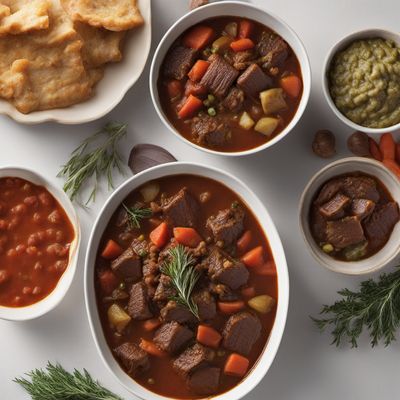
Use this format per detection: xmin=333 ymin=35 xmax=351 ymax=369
xmin=95 ymin=175 xmax=278 ymax=398
xmin=0 ymin=177 xmax=75 ymax=307
xmin=158 ymin=17 xmax=303 ymax=152
xmin=310 ymin=172 xmax=400 ymax=261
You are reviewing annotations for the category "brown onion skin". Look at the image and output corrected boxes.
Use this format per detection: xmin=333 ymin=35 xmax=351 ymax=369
xmin=347 ymin=131 xmax=371 ymax=157
xmin=312 ymin=130 xmax=336 ymax=158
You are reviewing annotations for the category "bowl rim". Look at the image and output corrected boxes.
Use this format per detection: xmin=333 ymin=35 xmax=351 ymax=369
xmin=149 ymin=0 xmax=311 ymax=157
xmin=322 ymin=28 xmax=400 ymax=134
xmin=298 ymin=156 xmax=400 ymax=275
xmin=0 ymin=166 xmax=81 ymax=321
xmin=84 ymin=161 xmax=289 ymax=400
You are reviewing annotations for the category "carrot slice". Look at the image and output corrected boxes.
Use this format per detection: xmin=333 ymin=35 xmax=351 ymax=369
xmin=237 ymin=230 xmax=252 ymax=253
xmin=241 ymin=286 xmax=256 ymax=298
xmin=218 ymin=301 xmax=245 ymax=314
xmin=396 ymin=143 xmax=400 ymax=164
xmin=369 ymin=137 xmax=383 ymax=161
xmin=280 ymin=75 xmax=302 ymax=98
xmin=142 ymin=318 xmax=162 ymax=332
xmin=177 ymin=94 xmax=203 ymax=119
xmin=188 ymin=60 xmax=210 ymax=82
xmin=254 ymin=261 xmax=277 ymax=276
xmin=173 ymin=227 xmax=202 ymax=247
xmin=167 ymin=80 xmax=182 ymax=98
xmin=224 ymin=353 xmax=250 ymax=377
xmin=380 ymin=133 xmax=396 ymax=160
xmin=230 ymin=38 xmax=255 ymax=52
xmin=139 ymin=339 xmax=166 ymax=357
xmin=242 ymin=246 xmax=264 ymax=268
xmin=197 ymin=325 xmax=222 ymax=348
xmin=182 ymin=25 xmax=214 ymax=50
xmin=383 ymin=159 xmax=400 ymax=180
xmin=98 ymin=269 xmax=119 ymax=295
xmin=238 ymin=19 xmax=254 ymax=39
xmin=150 ymin=222 xmax=170 ymax=248
xmin=101 ymin=239 xmax=123 ymax=259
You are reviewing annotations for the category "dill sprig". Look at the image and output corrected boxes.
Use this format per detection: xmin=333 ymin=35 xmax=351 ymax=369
xmin=122 ymin=203 xmax=152 ymax=229
xmin=58 ymin=122 xmax=127 ymax=204
xmin=161 ymin=245 xmax=200 ymax=319
xmin=14 ymin=362 xmax=123 ymax=400
xmin=312 ymin=267 xmax=400 ymax=347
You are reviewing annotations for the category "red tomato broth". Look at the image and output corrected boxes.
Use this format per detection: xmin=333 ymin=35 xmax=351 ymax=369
xmin=0 ymin=177 xmax=75 ymax=307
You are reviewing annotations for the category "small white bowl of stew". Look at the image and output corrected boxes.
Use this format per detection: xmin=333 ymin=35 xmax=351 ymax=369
xmin=150 ymin=1 xmax=311 ymax=156
xmin=0 ymin=167 xmax=80 ymax=321
xmin=85 ymin=162 xmax=289 ymax=399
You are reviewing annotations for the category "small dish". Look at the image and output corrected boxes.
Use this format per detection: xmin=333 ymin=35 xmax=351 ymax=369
xmin=299 ymin=157 xmax=400 ymax=275
xmin=0 ymin=167 xmax=80 ymax=321
xmin=322 ymin=28 xmax=400 ymax=134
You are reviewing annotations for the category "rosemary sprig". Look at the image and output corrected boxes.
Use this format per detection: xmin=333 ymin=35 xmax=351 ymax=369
xmin=14 ymin=362 xmax=123 ymax=400
xmin=312 ymin=267 xmax=400 ymax=347
xmin=161 ymin=245 xmax=200 ymax=319
xmin=58 ymin=122 xmax=127 ymax=204
xmin=123 ymin=203 xmax=152 ymax=229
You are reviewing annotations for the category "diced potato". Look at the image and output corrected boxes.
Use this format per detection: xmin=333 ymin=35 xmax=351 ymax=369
xmin=248 ymin=295 xmax=276 ymax=314
xmin=239 ymin=112 xmax=255 ymax=130
xmin=224 ymin=22 xmax=238 ymax=37
xmin=254 ymin=117 xmax=279 ymax=136
xmin=140 ymin=183 xmax=160 ymax=203
xmin=260 ymin=88 xmax=287 ymax=114
xmin=108 ymin=303 xmax=131 ymax=333
xmin=212 ymin=36 xmax=233 ymax=53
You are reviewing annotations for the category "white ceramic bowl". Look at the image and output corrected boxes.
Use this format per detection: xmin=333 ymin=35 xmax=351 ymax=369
xmin=149 ymin=1 xmax=311 ymax=157
xmin=0 ymin=0 xmax=151 ymax=125
xmin=85 ymin=162 xmax=289 ymax=400
xmin=322 ymin=28 xmax=400 ymax=134
xmin=0 ymin=167 xmax=80 ymax=321
xmin=299 ymin=157 xmax=400 ymax=275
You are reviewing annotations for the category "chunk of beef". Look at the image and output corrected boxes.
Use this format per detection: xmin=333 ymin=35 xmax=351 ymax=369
xmin=173 ymin=343 xmax=215 ymax=377
xmin=221 ymin=87 xmax=244 ymax=112
xmin=364 ymin=202 xmax=400 ymax=248
xmin=209 ymin=282 xmax=239 ymax=301
xmin=326 ymin=216 xmax=365 ymax=249
xmin=154 ymin=274 xmax=176 ymax=304
xmin=351 ymin=199 xmax=375 ymax=219
xmin=187 ymin=367 xmax=220 ymax=396
xmin=204 ymin=247 xmax=249 ymax=290
xmin=222 ymin=312 xmax=261 ymax=356
xmin=206 ymin=207 xmax=244 ymax=246
xmin=191 ymin=115 xmax=231 ymax=147
xmin=237 ymin=64 xmax=272 ymax=98
xmin=256 ymin=31 xmax=288 ymax=68
xmin=319 ymin=193 xmax=351 ymax=220
xmin=342 ymin=176 xmax=380 ymax=202
xmin=163 ymin=46 xmax=197 ymax=80
xmin=200 ymin=54 xmax=239 ymax=98
xmin=193 ymin=289 xmax=216 ymax=321
xmin=310 ymin=208 xmax=327 ymax=244
xmin=127 ymin=282 xmax=153 ymax=320
xmin=154 ymin=321 xmax=194 ymax=354
xmin=190 ymin=0 xmax=209 ymax=10
xmin=131 ymin=237 xmax=149 ymax=258
xmin=161 ymin=188 xmax=200 ymax=228
xmin=161 ymin=300 xmax=197 ymax=324
xmin=114 ymin=343 xmax=149 ymax=376
xmin=111 ymin=247 xmax=142 ymax=281
xmin=314 ymin=179 xmax=343 ymax=205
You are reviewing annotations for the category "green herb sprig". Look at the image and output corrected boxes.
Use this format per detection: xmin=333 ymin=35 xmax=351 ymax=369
xmin=161 ymin=245 xmax=200 ymax=319
xmin=123 ymin=203 xmax=152 ymax=229
xmin=312 ymin=267 xmax=400 ymax=347
xmin=58 ymin=122 xmax=127 ymax=204
xmin=14 ymin=362 xmax=123 ymax=400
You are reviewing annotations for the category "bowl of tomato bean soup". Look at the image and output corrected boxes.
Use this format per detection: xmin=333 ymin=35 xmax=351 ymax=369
xmin=0 ymin=167 xmax=80 ymax=321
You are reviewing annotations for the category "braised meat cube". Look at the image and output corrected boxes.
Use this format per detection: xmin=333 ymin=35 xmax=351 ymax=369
xmin=193 ymin=289 xmax=216 ymax=321
xmin=310 ymin=208 xmax=327 ymax=244
xmin=206 ymin=207 xmax=244 ymax=246
xmin=200 ymin=54 xmax=239 ymax=98
xmin=187 ymin=367 xmax=220 ymax=396
xmin=221 ymin=87 xmax=244 ymax=112
xmin=161 ymin=188 xmax=200 ymax=227
xmin=326 ymin=216 xmax=365 ymax=249
xmin=209 ymin=282 xmax=239 ymax=301
xmin=191 ymin=115 xmax=231 ymax=147
xmin=314 ymin=178 xmax=343 ymax=205
xmin=351 ymin=199 xmax=375 ymax=219
xmin=231 ymin=50 xmax=255 ymax=70
xmin=114 ymin=343 xmax=149 ymax=376
xmin=127 ymin=282 xmax=153 ymax=320
xmin=161 ymin=300 xmax=197 ymax=324
xmin=222 ymin=312 xmax=261 ymax=356
xmin=342 ymin=176 xmax=380 ymax=202
xmin=364 ymin=202 xmax=400 ymax=248
xmin=154 ymin=321 xmax=194 ymax=354
xmin=173 ymin=343 xmax=214 ymax=378
xmin=154 ymin=274 xmax=176 ymax=304
xmin=256 ymin=31 xmax=288 ymax=68
xmin=319 ymin=193 xmax=350 ymax=219
xmin=163 ymin=46 xmax=198 ymax=80
xmin=111 ymin=247 xmax=142 ymax=281
xmin=131 ymin=237 xmax=149 ymax=258
xmin=237 ymin=64 xmax=272 ymax=98
xmin=204 ymin=247 xmax=249 ymax=290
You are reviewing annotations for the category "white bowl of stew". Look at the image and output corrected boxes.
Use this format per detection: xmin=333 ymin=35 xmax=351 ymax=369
xmin=0 ymin=167 xmax=80 ymax=321
xmin=149 ymin=1 xmax=311 ymax=156
xmin=299 ymin=157 xmax=400 ymax=275
xmin=85 ymin=162 xmax=289 ymax=399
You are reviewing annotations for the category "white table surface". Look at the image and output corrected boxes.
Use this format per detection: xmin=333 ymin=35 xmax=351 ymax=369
xmin=1 ymin=0 xmax=399 ymax=399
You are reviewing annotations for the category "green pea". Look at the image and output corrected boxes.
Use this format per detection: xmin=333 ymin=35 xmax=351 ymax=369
xmin=208 ymin=107 xmax=216 ymax=117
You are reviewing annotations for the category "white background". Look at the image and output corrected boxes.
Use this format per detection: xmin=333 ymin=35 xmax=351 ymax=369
xmin=1 ymin=0 xmax=399 ymax=399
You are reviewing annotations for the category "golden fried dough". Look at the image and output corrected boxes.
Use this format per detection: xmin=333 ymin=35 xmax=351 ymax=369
xmin=0 ymin=59 xmax=28 ymax=99
xmin=61 ymin=0 xmax=144 ymax=31
xmin=0 ymin=4 xmax=10 ymax=18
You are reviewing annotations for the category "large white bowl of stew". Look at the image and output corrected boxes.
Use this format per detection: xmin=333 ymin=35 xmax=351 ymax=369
xmin=85 ymin=162 xmax=289 ymax=399
xmin=150 ymin=1 xmax=311 ymax=156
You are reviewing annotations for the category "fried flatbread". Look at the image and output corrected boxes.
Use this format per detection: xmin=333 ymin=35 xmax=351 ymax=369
xmin=61 ymin=0 xmax=144 ymax=31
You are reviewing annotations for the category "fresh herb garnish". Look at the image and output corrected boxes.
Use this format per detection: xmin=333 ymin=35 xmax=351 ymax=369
xmin=58 ymin=122 xmax=127 ymax=204
xmin=312 ymin=267 xmax=400 ymax=347
xmin=123 ymin=203 xmax=152 ymax=229
xmin=161 ymin=245 xmax=200 ymax=320
xmin=14 ymin=362 xmax=123 ymax=400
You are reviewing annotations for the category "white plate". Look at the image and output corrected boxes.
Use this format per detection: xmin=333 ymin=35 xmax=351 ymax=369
xmin=0 ymin=0 xmax=151 ymax=125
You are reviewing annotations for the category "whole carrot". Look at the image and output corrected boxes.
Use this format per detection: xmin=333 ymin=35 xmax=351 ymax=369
xmin=379 ymin=133 xmax=396 ymax=160
xmin=369 ymin=137 xmax=383 ymax=161
xmin=383 ymin=159 xmax=400 ymax=180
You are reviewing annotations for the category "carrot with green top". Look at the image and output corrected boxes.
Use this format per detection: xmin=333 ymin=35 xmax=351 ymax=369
xmin=178 ymin=95 xmax=203 ymax=119
xmin=101 ymin=239 xmax=123 ymax=259
xmin=230 ymin=38 xmax=255 ymax=52
xmin=182 ymin=25 xmax=214 ymax=50
xmin=224 ymin=353 xmax=250 ymax=377
xmin=280 ymin=75 xmax=302 ymax=98
xmin=188 ymin=60 xmax=210 ymax=82
xmin=379 ymin=133 xmax=396 ymax=160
